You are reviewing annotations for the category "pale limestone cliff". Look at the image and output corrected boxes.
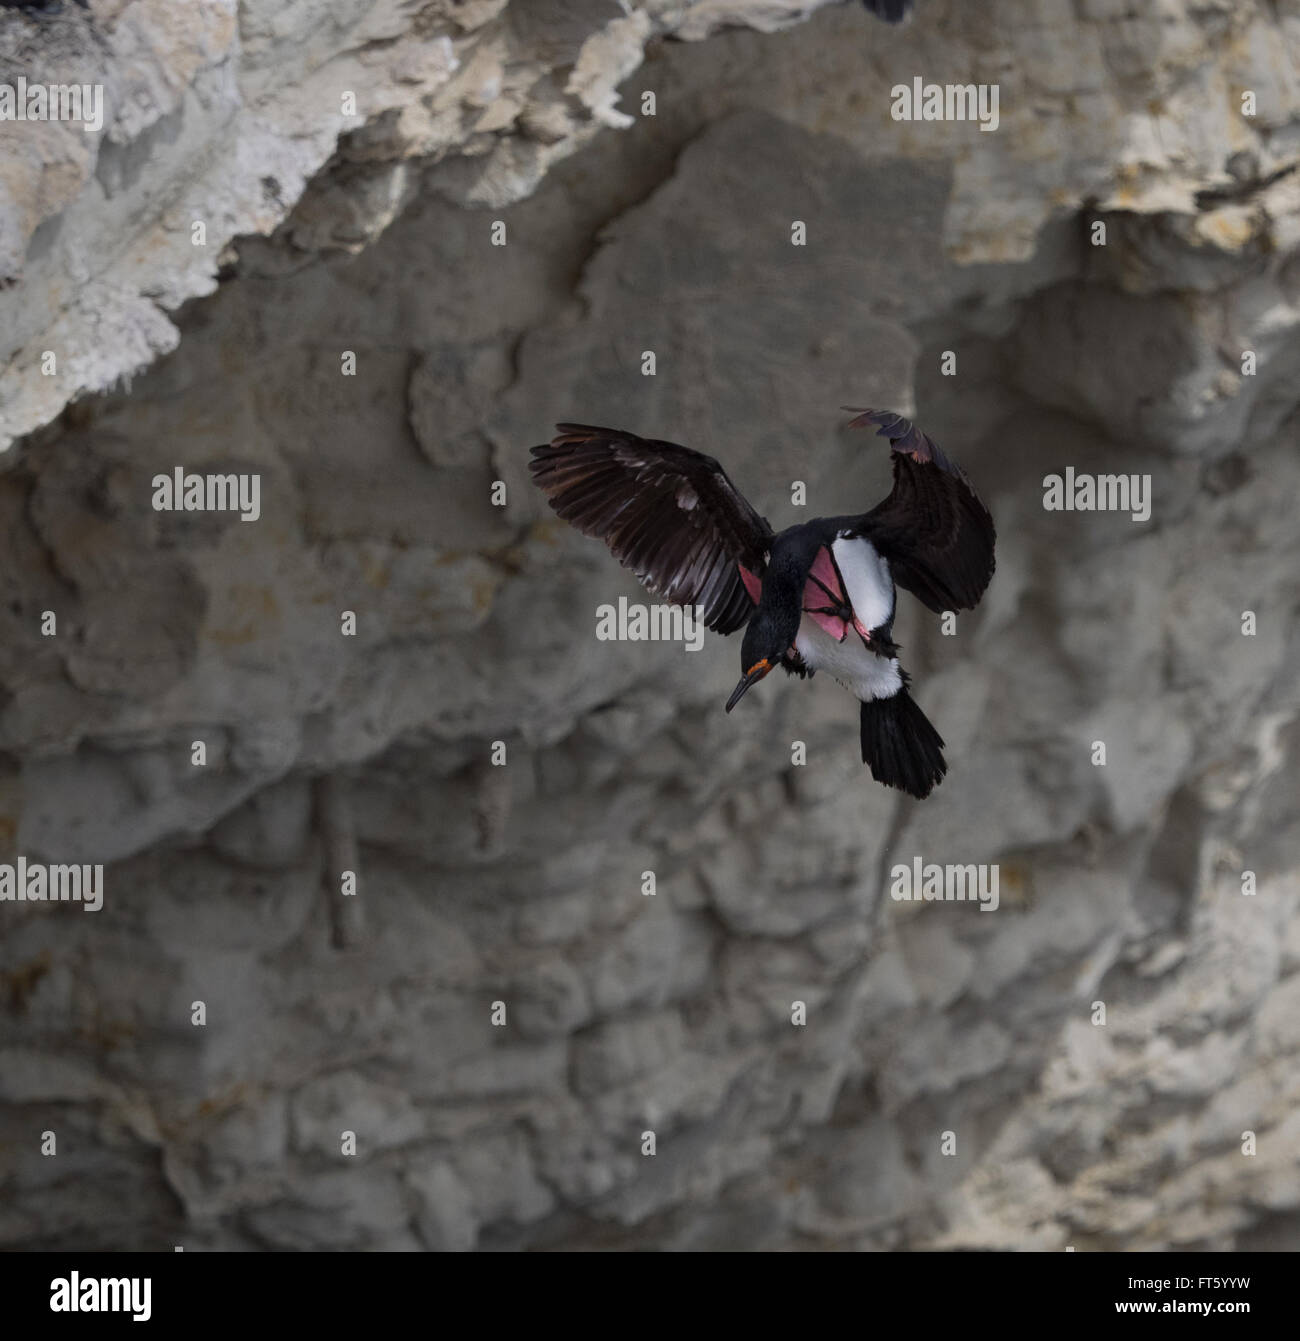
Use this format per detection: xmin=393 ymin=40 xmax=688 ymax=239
xmin=0 ymin=0 xmax=1298 ymax=1251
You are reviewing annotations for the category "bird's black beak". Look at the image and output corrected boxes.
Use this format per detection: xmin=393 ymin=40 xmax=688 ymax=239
xmin=725 ymin=659 xmax=773 ymax=713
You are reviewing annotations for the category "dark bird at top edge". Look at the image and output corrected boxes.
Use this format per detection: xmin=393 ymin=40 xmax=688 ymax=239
xmin=529 ymin=410 xmax=995 ymax=799
xmin=861 ymin=0 xmax=913 ymax=22
xmin=1 ymin=1 xmax=89 ymax=11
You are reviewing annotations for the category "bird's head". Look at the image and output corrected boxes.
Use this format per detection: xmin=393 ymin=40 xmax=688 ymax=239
xmin=725 ymin=610 xmax=789 ymax=713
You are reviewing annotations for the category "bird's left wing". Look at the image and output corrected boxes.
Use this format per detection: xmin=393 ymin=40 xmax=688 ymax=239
xmin=529 ymin=423 xmax=774 ymax=635
xmin=840 ymin=409 xmax=995 ymax=613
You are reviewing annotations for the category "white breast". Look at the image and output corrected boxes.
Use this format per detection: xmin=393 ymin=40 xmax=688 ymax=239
xmin=794 ymin=617 xmax=901 ymax=701
xmin=831 ymin=535 xmax=894 ymax=631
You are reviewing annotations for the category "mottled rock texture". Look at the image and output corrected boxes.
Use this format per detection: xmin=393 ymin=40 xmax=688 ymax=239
xmin=1 ymin=0 xmax=1299 ymax=1251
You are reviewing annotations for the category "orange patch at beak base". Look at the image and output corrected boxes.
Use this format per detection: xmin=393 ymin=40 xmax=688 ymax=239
xmin=725 ymin=657 xmax=774 ymax=713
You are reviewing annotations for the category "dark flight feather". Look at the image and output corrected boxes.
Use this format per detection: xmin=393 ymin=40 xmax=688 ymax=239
xmin=841 ymin=408 xmax=995 ymax=613
xmin=529 ymin=424 xmax=774 ymax=635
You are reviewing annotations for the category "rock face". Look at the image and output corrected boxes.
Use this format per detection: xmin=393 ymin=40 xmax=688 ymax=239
xmin=1 ymin=0 xmax=1299 ymax=1251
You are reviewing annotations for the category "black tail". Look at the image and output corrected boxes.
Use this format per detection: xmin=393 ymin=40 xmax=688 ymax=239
xmin=859 ymin=687 xmax=947 ymax=799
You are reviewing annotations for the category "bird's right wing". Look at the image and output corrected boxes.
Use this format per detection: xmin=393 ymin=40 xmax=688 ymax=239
xmin=529 ymin=424 xmax=774 ymax=635
xmin=841 ymin=408 xmax=996 ymax=613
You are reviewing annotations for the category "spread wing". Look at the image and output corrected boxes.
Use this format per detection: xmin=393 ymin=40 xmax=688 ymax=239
xmin=841 ymin=408 xmax=995 ymax=613
xmin=529 ymin=423 xmax=774 ymax=635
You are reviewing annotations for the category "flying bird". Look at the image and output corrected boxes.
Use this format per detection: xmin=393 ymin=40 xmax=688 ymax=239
xmin=529 ymin=410 xmax=995 ymax=798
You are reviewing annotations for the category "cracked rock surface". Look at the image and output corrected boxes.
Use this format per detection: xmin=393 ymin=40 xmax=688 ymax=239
xmin=1 ymin=0 xmax=1299 ymax=1250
